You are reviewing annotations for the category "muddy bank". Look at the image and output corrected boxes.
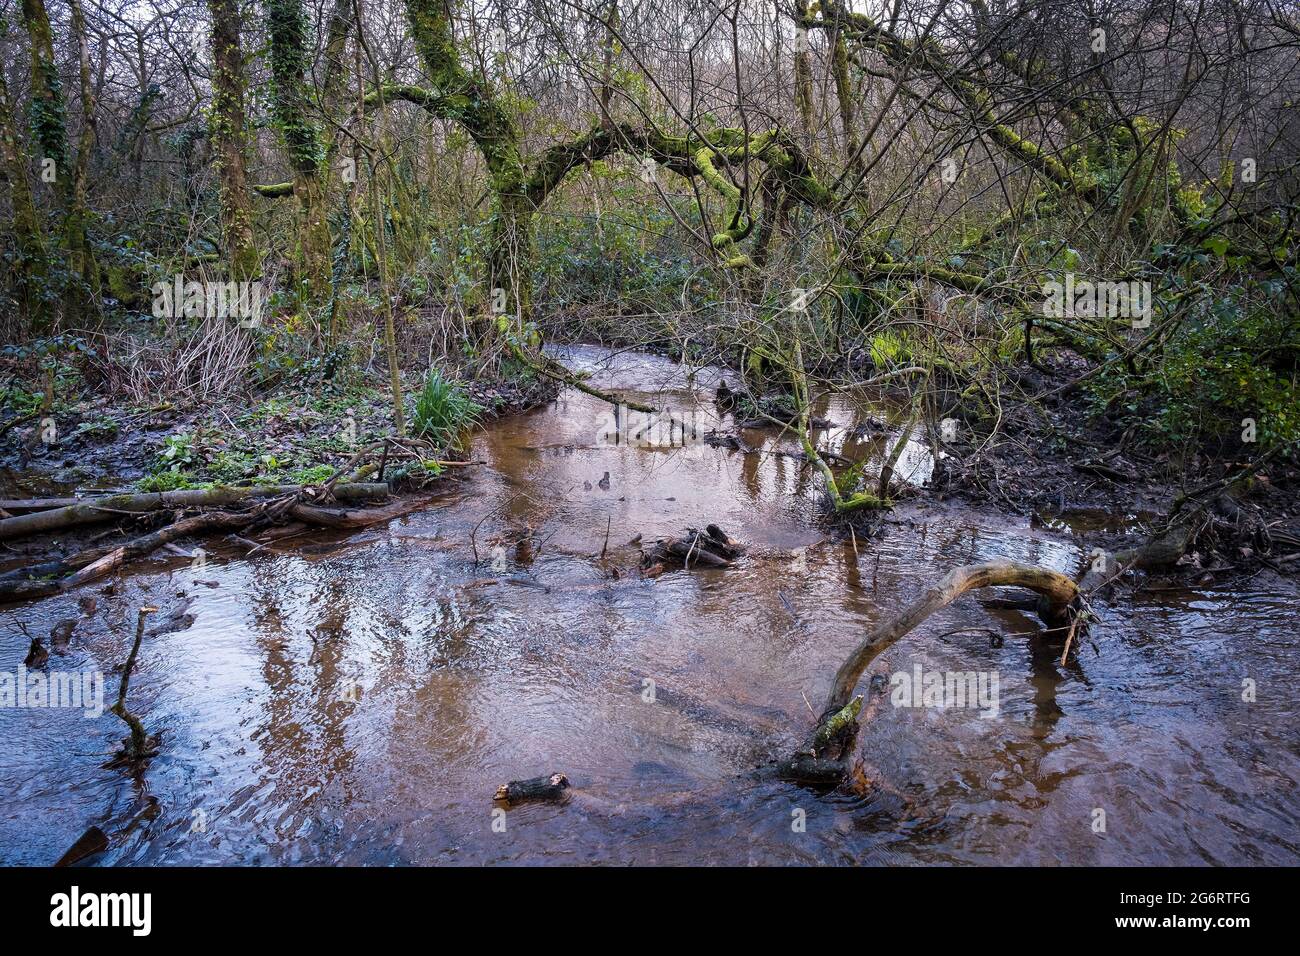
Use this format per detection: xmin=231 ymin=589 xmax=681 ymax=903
xmin=0 ymin=361 xmax=555 ymax=497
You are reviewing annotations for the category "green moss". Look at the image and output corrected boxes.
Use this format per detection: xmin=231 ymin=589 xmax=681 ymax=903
xmin=282 ymin=463 xmax=335 ymax=485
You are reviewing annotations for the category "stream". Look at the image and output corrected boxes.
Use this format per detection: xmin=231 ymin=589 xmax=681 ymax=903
xmin=2 ymin=345 xmax=1298 ymax=865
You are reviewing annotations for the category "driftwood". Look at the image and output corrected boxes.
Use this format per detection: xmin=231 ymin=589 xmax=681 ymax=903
xmin=1077 ymin=507 xmax=1211 ymax=594
xmin=0 ymin=484 xmax=443 ymax=604
xmin=0 ymin=509 xmax=261 ymax=602
xmin=494 ymin=772 xmax=571 ymax=806
xmin=777 ymin=560 xmax=1083 ymax=784
xmin=1 ymin=497 xmax=96 ymax=510
xmin=287 ymin=496 xmax=432 ymax=529
xmin=644 ymin=524 xmax=745 ymax=569
xmin=0 ymin=483 xmax=388 ymax=541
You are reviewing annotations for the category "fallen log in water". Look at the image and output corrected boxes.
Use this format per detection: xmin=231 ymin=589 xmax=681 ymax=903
xmin=777 ymin=560 xmax=1084 ymax=785
xmin=0 ymin=489 xmax=435 ymax=604
xmin=288 ymin=496 xmax=434 ymax=529
xmin=494 ymin=772 xmax=571 ymax=806
xmin=0 ymin=509 xmax=263 ymax=602
xmin=644 ymin=524 xmax=745 ymax=570
xmin=0 ymin=483 xmax=389 ymax=541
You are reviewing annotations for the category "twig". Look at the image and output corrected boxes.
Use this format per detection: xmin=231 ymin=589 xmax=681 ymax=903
xmin=111 ymin=607 xmax=157 ymax=761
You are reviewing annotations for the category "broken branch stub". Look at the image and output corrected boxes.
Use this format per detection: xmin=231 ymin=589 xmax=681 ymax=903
xmin=108 ymin=606 xmax=158 ymax=765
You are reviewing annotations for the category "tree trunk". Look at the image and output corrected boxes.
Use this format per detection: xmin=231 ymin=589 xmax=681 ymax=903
xmin=0 ymin=49 xmax=50 ymax=332
xmin=793 ymin=3 xmax=815 ymax=149
xmin=20 ymin=0 xmax=73 ymax=327
xmin=208 ymin=0 xmax=259 ymax=281
xmin=488 ymin=191 xmax=535 ymax=328
xmin=267 ymin=0 xmax=332 ymax=313
xmin=67 ymin=0 xmax=101 ymax=321
xmin=402 ymin=0 xmax=532 ymax=330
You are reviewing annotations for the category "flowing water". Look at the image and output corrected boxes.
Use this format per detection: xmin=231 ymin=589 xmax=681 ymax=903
xmin=2 ymin=345 xmax=1297 ymax=865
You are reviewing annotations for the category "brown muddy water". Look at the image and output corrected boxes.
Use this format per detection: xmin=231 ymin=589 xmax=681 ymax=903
xmin=2 ymin=345 xmax=1298 ymax=865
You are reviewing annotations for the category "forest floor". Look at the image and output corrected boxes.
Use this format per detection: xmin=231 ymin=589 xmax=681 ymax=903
xmin=0 ymin=361 xmax=557 ymax=497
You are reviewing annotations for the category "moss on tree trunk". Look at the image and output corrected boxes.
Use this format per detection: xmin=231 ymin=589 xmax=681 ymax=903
xmin=402 ymin=0 xmax=532 ymax=330
xmin=267 ymin=0 xmax=333 ymax=312
xmin=20 ymin=0 xmax=86 ymax=327
xmin=0 ymin=27 xmax=49 ymax=333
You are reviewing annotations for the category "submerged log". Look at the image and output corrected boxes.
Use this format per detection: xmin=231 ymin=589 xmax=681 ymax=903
xmin=779 ymin=560 xmax=1083 ymax=784
xmin=53 ymin=825 xmax=110 ymax=867
xmin=0 ymin=483 xmax=389 ymax=541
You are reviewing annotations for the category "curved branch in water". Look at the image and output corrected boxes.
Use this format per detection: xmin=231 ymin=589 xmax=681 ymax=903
xmin=778 ymin=560 xmax=1083 ymax=784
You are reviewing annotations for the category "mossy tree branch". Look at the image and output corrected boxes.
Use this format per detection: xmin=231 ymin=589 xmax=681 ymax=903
xmin=807 ymin=0 xmax=1103 ymax=206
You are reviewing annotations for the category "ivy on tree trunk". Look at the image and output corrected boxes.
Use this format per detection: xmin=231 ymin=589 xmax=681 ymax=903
xmin=208 ymin=0 xmax=259 ymax=282
xmin=267 ymin=0 xmax=333 ymax=314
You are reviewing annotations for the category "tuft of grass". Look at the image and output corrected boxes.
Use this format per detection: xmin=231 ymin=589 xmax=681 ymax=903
xmin=136 ymin=470 xmax=204 ymax=492
xmin=411 ymin=369 xmax=482 ymax=450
